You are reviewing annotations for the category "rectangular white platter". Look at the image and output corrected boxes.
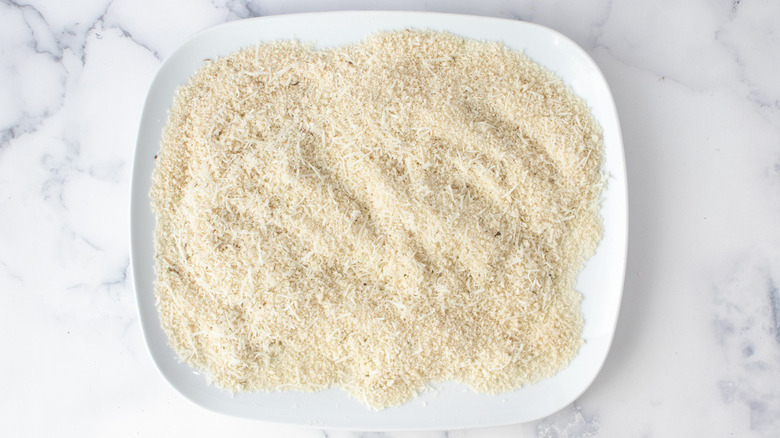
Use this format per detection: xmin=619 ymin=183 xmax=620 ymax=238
xmin=130 ymin=10 xmax=627 ymax=430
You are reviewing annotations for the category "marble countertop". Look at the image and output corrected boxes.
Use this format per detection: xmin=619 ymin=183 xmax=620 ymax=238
xmin=2 ymin=0 xmax=779 ymax=436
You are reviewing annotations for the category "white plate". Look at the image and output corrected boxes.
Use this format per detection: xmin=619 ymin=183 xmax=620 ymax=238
xmin=130 ymin=11 xmax=627 ymax=430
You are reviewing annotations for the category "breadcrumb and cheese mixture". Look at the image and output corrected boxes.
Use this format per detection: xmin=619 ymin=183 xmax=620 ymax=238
xmin=151 ymin=30 xmax=604 ymax=409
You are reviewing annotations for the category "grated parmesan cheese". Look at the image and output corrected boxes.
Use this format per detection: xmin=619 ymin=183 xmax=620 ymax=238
xmin=151 ymin=30 xmax=605 ymax=409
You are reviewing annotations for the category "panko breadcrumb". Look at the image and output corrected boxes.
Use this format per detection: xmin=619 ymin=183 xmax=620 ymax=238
xmin=151 ymin=29 xmax=604 ymax=409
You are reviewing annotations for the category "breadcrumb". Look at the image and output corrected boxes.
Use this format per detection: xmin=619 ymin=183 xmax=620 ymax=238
xmin=151 ymin=29 xmax=604 ymax=409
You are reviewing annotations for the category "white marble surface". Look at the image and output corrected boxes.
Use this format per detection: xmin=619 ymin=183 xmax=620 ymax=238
xmin=1 ymin=0 xmax=779 ymax=436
